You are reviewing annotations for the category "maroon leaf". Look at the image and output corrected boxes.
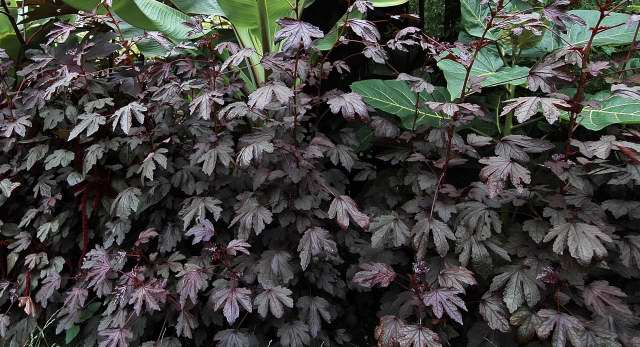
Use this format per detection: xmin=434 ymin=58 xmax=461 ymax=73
xmin=328 ymin=195 xmax=369 ymax=229
xmin=501 ymin=96 xmax=570 ymax=124
xmin=327 ymin=92 xmax=369 ymax=121
xmin=543 ymin=222 xmax=612 ymax=264
xmin=353 ymin=262 xmax=396 ymax=288
xmin=275 ymin=19 xmax=324 ymax=52
xmin=583 ymin=280 xmax=632 ymax=316
xmin=129 ymin=279 xmax=167 ymax=316
xmin=536 ymin=309 xmax=584 ymax=347
xmin=398 ymin=324 xmax=442 ymax=347
xmin=98 ymin=327 xmax=132 ymax=347
xmin=209 ymin=285 xmax=253 ymax=324
xmin=479 ymin=156 xmax=531 ymax=196
xmin=421 ymin=288 xmax=467 ymax=325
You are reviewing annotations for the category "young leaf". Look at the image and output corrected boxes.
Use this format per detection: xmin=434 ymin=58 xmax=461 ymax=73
xmin=375 ymin=316 xmax=404 ymax=346
xmin=438 ymin=266 xmax=477 ymax=293
xmin=185 ymin=219 xmax=215 ymax=244
xmin=129 ymin=279 xmax=167 ymax=316
xmin=176 ymin=264 xmax=208 ymax=306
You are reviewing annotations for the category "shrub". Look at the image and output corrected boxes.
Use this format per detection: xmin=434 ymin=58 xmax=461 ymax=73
xmin=0 ymin=0 xmax=640 ymax=346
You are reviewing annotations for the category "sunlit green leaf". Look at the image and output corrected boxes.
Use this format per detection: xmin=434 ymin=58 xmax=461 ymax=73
xmin=351 ymin=79 xmax=450 ymax=129
xmin=437 ymin=47 xmax=529 ymax=100
xmin=112 ymin=0 xmax=195 ymax=40
xmin=577 ymin=96 xmax=640 ymax=130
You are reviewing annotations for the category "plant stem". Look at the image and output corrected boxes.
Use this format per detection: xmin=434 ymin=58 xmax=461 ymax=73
xmin=428 ymin=0 xmax=504 ymax=222
xmin=503 ymin=84 xmax=515 ymax=136
xmin=619 ymin=21 xmax=640 ymax=79
xmin=256 ymin=0 xmax=272 ymax=56
xmin=564 ymin=3 xmax=609 ymax=157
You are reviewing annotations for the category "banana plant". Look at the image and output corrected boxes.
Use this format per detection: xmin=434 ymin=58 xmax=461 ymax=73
xmin=46 ymin=0 xmax=410 ymax=89
xmin=217 ymin=0 xmax=299 ymax=87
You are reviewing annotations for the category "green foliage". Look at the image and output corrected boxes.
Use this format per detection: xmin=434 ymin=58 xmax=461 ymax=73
xmin=437 ymin=47 xmax=529 ymax=100
xmin=351 ymin=79 xmax=450 ymax=128
xmin=111 ymin=0 xmax=196 ymax=40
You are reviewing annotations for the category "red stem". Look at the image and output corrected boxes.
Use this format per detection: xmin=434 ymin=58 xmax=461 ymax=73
xmin=79 ymin=189 xmax=90 ymax=269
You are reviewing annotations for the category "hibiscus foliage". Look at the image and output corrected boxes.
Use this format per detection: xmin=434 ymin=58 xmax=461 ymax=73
xmin=1 ymin=0 xmax=640 ymax=346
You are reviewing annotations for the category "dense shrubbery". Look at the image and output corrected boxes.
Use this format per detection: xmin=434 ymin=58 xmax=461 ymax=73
xmin=1 ymin=0 xmax=640 ymax=346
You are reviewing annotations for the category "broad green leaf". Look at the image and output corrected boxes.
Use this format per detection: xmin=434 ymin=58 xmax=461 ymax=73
xmin=112 ymin=0 xmax=195 ymax=40
xmin=170 ymin=0 xmax=224 ymax=15
xmin=524 ymin=10 xmax=639 ymax=56
xmin=562 ymin=10 xmax=637 ymax=47
xmin=0 ymin=11 xmax=21 ymax=59
xmin=577 ymin=96 xmax=640 ymax=131
xmin=460 ymin=0 xmax=493 ymax=39
xmin=371 ymin=0 xmax=409 ymax=6
xmin=351 ymin=79 xmax=450 ymax=129
xmin=460 ymin=0 xmax=528 ymax=39
xmin=437 ymin=47 xmax=529 ymax=100
xmin=117 ymin=21 xmax=173 ymax=58
xmin=62 ymin=0 xmax=100 ymax=11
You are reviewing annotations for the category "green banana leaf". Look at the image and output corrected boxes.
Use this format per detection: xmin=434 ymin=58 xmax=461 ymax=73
xmin=111 ymin=0 xmax=195 ymax=41
xmin=170 ymin=0 xmax=224 ymax=16
xmin=217 ymin=0 xmax=297 ymax=87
